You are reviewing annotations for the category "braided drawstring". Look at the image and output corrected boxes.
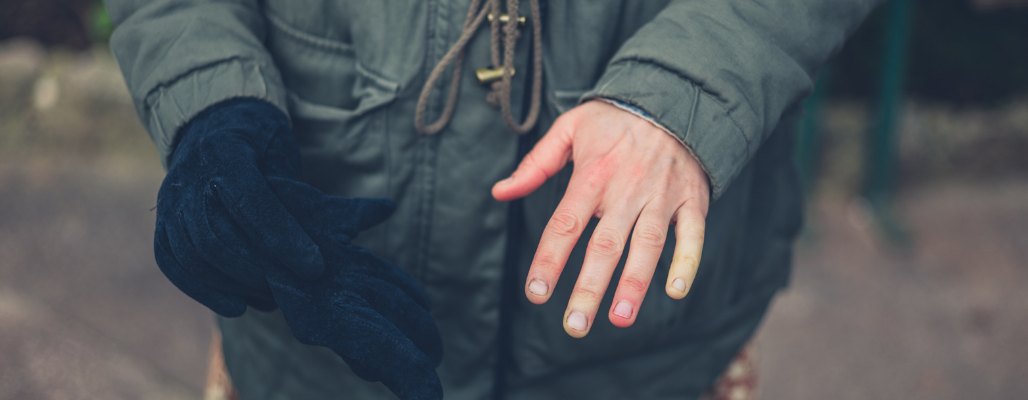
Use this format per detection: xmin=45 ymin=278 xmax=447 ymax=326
xmin=414 ymin=0 xmax=543 ymax=135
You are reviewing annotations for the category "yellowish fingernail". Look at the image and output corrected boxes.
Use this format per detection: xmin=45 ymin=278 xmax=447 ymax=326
xmin=567 ymin=311 xmax=587 ymax=331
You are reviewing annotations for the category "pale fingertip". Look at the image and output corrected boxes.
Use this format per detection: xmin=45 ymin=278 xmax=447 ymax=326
xmin=491 ymin=182 xmax=509 ymax=201
xmin=612 ymin=301 xmax=633 ymax=319
xmin=667 ymin=277 xmax=690 ymax=299
xmin=494 ymin=175 xmax=513 ymax=188
xmin=491 ymin=175 xmax=520 ymax=201
xmin=528 ymin=279 xmax=548 ymax=296
xmin=566 ymin=310 xmax=588 ymax=335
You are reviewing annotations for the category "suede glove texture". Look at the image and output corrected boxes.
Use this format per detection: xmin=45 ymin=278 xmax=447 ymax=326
xmin=153 ymin=98 xmax=443 ymax=399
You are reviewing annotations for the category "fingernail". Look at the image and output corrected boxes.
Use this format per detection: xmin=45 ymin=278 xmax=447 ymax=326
xmin=567 ymin=311 xmax=588 ymax=331
xmin=528 ymin=279 xmax=548 ymax=296
xmin=613 ymin=301 xmax=633 ymax=319
xmin=672 ymin=278 xmax=687 ymax=292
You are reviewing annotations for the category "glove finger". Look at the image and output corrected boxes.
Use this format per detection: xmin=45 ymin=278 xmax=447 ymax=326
xmin=266 ymin=176 xmax=396 ymax=240
xmin=340 ymin=274 xmax=444 ymax=366
xmin=212 ymin=173 xmax=325 ymax=281
xmin=155 ymin=223 xmax=247 ymax=317
xmin=268 ymin=278 xmax=442 ymax=400
xmin=335 ymin=349 xmax=442 ymax=400
xmin=165 ymin=216 xmax=275 ymax=303
xmin=178 ymin=183 xmax=274 ymax=290
xmin=329 ymin=296 xmax=443 ymax=400
xmin=242 ymin=295 xmax=278 ymax=312
xmin=344 ymin=249 xmax=433 ymax=312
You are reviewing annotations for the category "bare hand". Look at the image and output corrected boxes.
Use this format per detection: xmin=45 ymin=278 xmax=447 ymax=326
xmin=492 ymin=100 xmax=710 ymax=338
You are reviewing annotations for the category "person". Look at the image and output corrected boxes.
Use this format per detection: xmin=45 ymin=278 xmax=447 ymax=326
xmin=107 ymin=0 xmax=881 ymax=399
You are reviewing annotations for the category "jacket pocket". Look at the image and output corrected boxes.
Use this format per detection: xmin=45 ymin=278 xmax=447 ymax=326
xmin=285 ymin=62 xmax=398 ymax=200
xmin=265 ymin=9 xmax=363 ymax=110
xmin=265 ymin=9 xmax=399 ymax=199
xmin=285 ymin=62 xmax=399 ymax=125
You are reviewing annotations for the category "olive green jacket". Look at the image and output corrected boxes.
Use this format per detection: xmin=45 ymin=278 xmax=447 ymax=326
xmin=108 ymin=0 xmax=880 ymax=398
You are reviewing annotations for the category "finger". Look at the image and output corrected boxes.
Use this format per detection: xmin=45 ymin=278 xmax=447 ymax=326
xmin=270 ymin=284 xmax=442 ymax=399
xmin=341 ymin=274 xmax=444 ymax=365
xmin=266 ymin=176 xmax=395 ymax=239
xmin=492 ymin=117 xmax=574 ymax=201
xmin=524 ymin=180 xmax=599 ymax=305
xmin=164 ymin=217 xmax=275 ymax=302
xmin=155 ymin=223 xmax=247 ymax=317
xmin=341 ymin=248 xmax=434 ymax=312
xmin=329 ymin=303 xmax=443 ymax=400
xmin=181 ymin=186 xmax=273 ymax=290
xmin=666 ymin=203 xmax=706 ymax=299
xmin=212 ymin=174 xmax=325 ymax=280
xmin=609 ymin=203 xmax=672 ymax=328
xmin=563 ymin=203 xmax=636 ymax=338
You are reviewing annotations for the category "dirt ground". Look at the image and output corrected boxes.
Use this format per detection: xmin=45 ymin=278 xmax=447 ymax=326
xmin=1 ymin=40 xmax=1026 ymax=399
xmin=760 ymin=182 xmax=1028 ymax=400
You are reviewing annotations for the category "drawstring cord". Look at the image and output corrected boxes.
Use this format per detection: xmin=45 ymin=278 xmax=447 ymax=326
xmin=414 ymin=0 xmax=543 ymax=135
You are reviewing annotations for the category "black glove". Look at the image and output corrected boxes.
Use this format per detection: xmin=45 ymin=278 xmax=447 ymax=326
xmin=153 ymin=98 xmax=443 ymax=399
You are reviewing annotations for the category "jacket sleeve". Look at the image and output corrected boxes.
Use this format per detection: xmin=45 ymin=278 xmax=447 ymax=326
xmin=582 ymin=0 xmax=883 ymax=199
xmin=106 ymin=0 xmax=288 ymax=168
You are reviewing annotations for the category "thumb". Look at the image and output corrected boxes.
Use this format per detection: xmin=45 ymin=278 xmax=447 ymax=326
xmin=492 ymin=119 xmax=574 ymax=201
xmin=266 ymin=176 xmax=396 ymax=236
xmin=352 ymin=198 xmax=397 ymax=232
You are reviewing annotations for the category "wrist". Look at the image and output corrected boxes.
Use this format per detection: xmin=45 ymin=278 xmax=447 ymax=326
xmin=169 ymin=97 xmax=294 ymax=171
xmin=593 ymin=98 xmax=713 ymax=191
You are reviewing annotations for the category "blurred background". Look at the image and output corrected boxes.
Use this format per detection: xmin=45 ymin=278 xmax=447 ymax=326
xmin=1 ymin=0 xmax=1026 ymax=399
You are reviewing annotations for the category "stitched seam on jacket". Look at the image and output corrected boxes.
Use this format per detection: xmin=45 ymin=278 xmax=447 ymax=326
xmin=143 ymin=57 xmax=250 ymax=112
xmin=684 ymin=88 xmax=701 ymax=141
xmin=607 ymin=59 xmax=751 ymax=153
xmin=355 ymin=63 xmax=400 ymax=93
xmin=590 ymin=90 xmax=718 ymax=194
xmin=264 ymin=10 xmax=355 ymax=54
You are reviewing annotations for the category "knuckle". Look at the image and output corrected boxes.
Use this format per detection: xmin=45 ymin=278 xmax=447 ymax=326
xmin=619 ymin=274 xmax=651 ymax=294
xmin=532 ymin=253 xmax=564 ymax=276
xmin=677 ymin=219 xmax=706 ymax=241
xmin=556 ymin=108 xmax=584 ymax=128
xmin=588 ymin=228 xmax=624 ymax=257
xmin=633 ymin=223 xmax=668 ymax=249
xmin=578 ymin=164 xmax=613 ymax=190
xmin=676 ymin=255 xmax=699 ymax=270
xmin=549 ymin=210 xmax=582 ymax=238
xmin=574 ymin=286 xmax=604 ymax=302
xmin=520 ymin=152 xmax=542 ymax=172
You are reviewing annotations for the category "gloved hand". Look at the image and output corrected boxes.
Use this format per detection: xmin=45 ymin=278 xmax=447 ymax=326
xmin=265 ymin=176 xmax=443 ymax=399
xmin=152 ymin=98 xmax=443 ymax=399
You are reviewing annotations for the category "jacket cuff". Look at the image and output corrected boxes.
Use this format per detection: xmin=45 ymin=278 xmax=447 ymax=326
xmin=582 ymin=60 xmax=750 ymax=200
xmin=141 ymin=58 xmax=288 ymax=168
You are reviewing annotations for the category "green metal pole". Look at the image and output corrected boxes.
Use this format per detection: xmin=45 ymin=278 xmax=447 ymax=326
xmin=864 ymin=0 xmax=913 ymax=245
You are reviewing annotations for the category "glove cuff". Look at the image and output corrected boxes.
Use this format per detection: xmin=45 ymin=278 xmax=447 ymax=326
xmin=168 ymin=97 xmax=297 ymax=175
